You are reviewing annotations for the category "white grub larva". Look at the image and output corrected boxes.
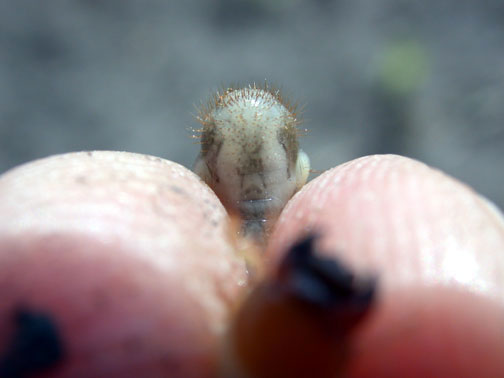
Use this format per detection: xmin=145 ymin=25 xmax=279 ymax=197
xmin=193 ymin=83 xmax=310 ymax=243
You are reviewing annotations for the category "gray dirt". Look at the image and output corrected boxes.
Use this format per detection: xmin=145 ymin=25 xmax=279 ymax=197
xmin=0 ymin=0 xmax=503 ymax=208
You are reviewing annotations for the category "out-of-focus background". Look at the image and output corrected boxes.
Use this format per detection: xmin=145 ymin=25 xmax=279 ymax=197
xmin=1 ymin=0 xmax=503 ymax=208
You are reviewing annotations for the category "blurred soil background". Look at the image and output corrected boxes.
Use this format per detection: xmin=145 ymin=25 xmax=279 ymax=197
xmin=1 ymin=0 xmax=503 ymax=208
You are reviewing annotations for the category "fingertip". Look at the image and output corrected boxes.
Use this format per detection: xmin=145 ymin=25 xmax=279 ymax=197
xmin=0 ymin=151 xmax=248 ymax=377
xmin=267 ymin=154 xmax=504 ymax=377
xmin=269 ymin=154 xmax=504 ymax=300
xmin=347 ymin=288 xmax=504 ymax=378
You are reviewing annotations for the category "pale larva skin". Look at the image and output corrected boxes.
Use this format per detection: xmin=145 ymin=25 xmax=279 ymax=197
xmin=194 ymin=86 xmax=310 ymax=242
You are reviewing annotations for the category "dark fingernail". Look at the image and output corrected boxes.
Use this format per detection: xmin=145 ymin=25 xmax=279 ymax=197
xmin=0 ymin=307 xmax=65 ymax=378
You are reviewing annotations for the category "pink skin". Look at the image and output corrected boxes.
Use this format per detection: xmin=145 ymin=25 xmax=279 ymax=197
xmin=0 ymin=152 xmax=248 ymax=377
xmin=0 ymin=152 xmax=503 ymax=377
xmin=268 ymin=155 xmax=504 ymax=377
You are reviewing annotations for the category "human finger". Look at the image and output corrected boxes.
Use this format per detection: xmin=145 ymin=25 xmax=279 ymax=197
xmin=265 ymin=154 xmax=504 ymax=377
xmin=0 ymin=151 xmax=247 ymax=377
